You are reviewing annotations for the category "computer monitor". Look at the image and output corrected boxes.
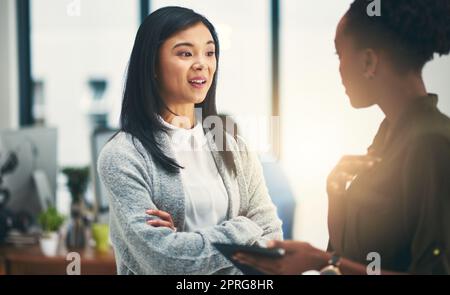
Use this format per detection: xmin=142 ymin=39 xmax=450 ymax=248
xmin=90 ymin=128 xmax=117 ymax=223
xmin=0 ymin=127 xmax=57 ymax=222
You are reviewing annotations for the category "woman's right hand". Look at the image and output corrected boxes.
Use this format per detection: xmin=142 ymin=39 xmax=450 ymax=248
xmin=327 ymin=154 xmax=381 ymax=199
xmin=327 ymin=154 xmax=380 ymax=248
xmin=146 ymin=209 xmax=177 ymax=231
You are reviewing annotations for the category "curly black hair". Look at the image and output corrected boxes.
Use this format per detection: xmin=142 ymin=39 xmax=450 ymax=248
xmin=344 ymin=0 xmax=450 ymax=72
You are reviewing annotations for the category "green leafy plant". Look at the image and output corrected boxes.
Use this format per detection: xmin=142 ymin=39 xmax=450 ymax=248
xmin=38 ymin=207 xmax=65 ymax=234
xmin=62 ymin=166 xmax=90 ymax=203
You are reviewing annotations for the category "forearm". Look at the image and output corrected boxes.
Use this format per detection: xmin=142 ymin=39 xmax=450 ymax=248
xmin=118 ymin=212 xmax=264 ymax=274
xmin=247 ymin=203 xmax=283 ymax=243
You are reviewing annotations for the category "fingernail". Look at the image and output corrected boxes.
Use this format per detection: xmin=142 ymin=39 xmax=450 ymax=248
xmin=267 ymin=240 xmax=275 ymax=247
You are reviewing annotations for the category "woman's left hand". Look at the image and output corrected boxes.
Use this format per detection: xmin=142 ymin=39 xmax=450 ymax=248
xmin=233 ymin=240 xmax=328 ymax=275
xmin=146 ymin=209 xmax=177 ymax=231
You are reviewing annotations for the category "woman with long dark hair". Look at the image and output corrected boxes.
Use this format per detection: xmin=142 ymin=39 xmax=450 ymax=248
xmin=234 ymin=0 xmax=450 ymax=275
xmin=97 ymin=6 xmax=282 ymax=275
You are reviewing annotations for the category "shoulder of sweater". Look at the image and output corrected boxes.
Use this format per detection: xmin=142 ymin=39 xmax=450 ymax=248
xmin=225 ymin=133 xmax=257 ymax=171
xmin=220 ymin=132 xmax=249 ymax=153
xmin=98 ymin=131 xmax=153 ymax=170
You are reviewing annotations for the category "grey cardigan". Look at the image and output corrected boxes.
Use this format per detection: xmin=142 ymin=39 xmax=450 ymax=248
xmin=97 ymin=130 xmax=283 ymax=275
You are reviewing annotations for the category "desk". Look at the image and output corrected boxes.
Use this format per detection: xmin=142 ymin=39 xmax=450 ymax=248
xmin=0 ymin=244 xmax=116 ymax=275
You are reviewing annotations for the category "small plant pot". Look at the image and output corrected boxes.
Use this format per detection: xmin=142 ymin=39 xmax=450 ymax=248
xmin=40 ymin=232 xmax=59 ymax=257
xmin=92 ymin=223 xmax=110 ymax=253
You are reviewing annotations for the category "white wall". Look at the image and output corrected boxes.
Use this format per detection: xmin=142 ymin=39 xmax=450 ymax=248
xmin=0 ymin=0 xmax=19 ymax=130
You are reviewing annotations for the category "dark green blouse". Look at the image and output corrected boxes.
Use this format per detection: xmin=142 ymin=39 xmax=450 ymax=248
xmin=329 ymin=94 xmax=450 ymax=274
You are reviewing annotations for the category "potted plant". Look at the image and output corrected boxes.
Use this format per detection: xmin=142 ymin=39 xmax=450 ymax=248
xmin=62 ymin=166 xmax=90 ymax=250
xmin=38 ymin=207 xmax=65 ymax=256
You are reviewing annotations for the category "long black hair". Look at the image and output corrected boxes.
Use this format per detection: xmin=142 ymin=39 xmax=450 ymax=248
xmin=120 ymin=6 xmax=235 ymax=174
xmin=344 ymin=0 xmax=450 ymax=72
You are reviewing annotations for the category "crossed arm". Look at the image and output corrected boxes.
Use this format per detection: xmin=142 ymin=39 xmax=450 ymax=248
xmin=98 ymin=136 xmax=282 ymax=274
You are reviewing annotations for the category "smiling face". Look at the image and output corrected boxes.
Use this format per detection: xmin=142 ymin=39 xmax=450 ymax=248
xmin=156 ymin=22 xmax=217 ymax=109
xmin=335 ymin=16 xmax=378 ymax=108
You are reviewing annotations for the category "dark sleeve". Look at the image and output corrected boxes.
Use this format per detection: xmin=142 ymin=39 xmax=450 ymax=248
xmin=401 ymin=134 xmax=450 ymax=274
xmin=327 ymin=241 xmax=334 ymax=252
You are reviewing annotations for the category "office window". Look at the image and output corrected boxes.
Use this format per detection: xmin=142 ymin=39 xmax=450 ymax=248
xmin=150 ymin=0 xmax=273 ymax=124
xmin=31 ymin=0 xmax=139 ymax=166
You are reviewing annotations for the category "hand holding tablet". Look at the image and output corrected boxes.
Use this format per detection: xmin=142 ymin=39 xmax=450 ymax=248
xmin=213 ymin=243 xmax=285 ymax=275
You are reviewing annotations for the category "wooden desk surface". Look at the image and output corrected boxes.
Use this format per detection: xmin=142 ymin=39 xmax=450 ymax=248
xmin=0 ymin=244 xmax=116 ymax=275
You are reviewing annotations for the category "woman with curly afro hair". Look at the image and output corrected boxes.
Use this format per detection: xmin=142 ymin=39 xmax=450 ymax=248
xmin=234 ymin=0 xmax=450 ymax=275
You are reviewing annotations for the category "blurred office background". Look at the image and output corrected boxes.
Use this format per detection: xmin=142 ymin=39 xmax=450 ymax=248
xmin=1 ymin=0 xmax=449 ymax=251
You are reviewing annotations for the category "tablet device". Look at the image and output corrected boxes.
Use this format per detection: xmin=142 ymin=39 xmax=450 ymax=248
xmin=213 ymin=243 xmax=285 ymax=275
